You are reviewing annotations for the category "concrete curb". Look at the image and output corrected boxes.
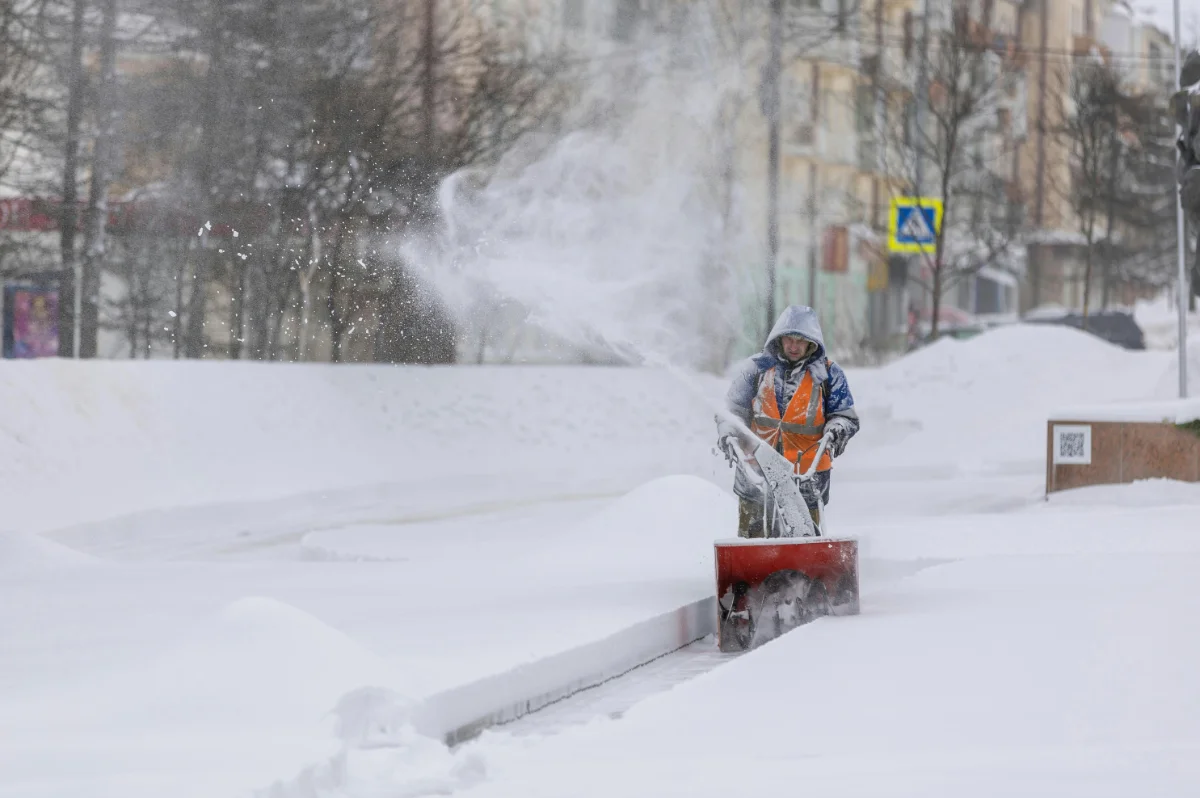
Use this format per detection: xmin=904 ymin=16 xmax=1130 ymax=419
xmin=413 ymin=596 xmax=716 ymax=746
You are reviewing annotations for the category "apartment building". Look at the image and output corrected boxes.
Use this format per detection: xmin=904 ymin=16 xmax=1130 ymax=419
xmin=1016 ymin=0 xmax=1178 ymax=313
xmin=1101 ymin=7 xmax=1176 ymax=97
xmin=859 ymin=0 xmax=1028 ymax=344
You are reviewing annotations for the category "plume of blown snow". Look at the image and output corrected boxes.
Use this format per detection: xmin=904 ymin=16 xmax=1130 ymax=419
xmin=409 ymin=30 xmax=752 ymax=371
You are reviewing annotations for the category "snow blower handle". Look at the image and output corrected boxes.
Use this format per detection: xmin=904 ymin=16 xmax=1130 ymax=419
xmin=798 ymin=432 xmax=835 ymax=481
xmin=720 ymin=434 xmax=765 ymax=490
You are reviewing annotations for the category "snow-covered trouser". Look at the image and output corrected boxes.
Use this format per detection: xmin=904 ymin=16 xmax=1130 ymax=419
xmin=737 ymin=470 xmax=831 ymax=538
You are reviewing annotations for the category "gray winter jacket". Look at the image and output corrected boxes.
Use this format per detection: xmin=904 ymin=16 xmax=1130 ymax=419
xmin=726 ymin=305 xmax=860 ymax=501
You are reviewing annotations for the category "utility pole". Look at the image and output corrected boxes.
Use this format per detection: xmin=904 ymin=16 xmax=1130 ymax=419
xmin=81 ymin=0 xmax=119 ymax=359
xmin=61 ymin=0 xmax=85 ymax=359
xmin=423 ymin=0 xmax=437 ymax=150
xmin=763 ymin=0 xmax=783 ymax=333
xmin=1174 ymin=0 xmax=1189 ymax=397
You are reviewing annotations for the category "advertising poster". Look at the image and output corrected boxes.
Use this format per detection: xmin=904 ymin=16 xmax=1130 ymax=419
xmin=4 ymin=285 xmax=59 ymax=359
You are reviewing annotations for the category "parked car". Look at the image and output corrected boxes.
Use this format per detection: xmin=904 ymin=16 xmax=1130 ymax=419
xmin=1023 ymin=309 xmax=1146 ymax=350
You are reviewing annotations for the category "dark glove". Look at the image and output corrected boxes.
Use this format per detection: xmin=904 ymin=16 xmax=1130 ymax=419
xmin=824 ymin=417 xmax=854 ymax=458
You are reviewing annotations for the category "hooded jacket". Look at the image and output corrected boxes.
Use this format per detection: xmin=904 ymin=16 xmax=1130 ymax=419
xmin=726 ymin=305 xmax=860 ymax=500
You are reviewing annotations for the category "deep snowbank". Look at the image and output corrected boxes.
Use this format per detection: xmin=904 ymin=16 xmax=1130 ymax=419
xmin=0 ymin=530 xmax=100 ymax=570
xmin=1 ymin=476 xmax=734 ymax=798
xmin=0 ymin=361 xmax=724 ymax=531
xmin=845 ymin=324 xmax=1183 ymax=477
xmin=2 ymin=323 xmax=1189 ymax=533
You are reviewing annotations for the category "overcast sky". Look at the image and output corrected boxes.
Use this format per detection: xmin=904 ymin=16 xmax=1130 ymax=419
xmin=1131 ymin=0 xmax=1199 ymax=41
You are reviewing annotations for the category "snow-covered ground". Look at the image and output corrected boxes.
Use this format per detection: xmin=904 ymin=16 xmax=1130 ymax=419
xmin=0 ymin=364 xmax=730 ymax=798
xmin=4 ymin=324 xmax=1200 ymax=797
xmin=456 ymin=481 xmax=1200 ymax=798
xmin=1134 ymin=294 xmax=1200 ymax=355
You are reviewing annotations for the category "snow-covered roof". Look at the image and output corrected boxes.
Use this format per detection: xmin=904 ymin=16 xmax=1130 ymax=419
xmin=1050 ymin=398 xmax=1200 ymax=425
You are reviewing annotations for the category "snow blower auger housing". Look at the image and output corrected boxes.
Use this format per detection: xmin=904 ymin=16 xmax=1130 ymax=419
xmin=715 ymin=427 xmax=861 ymax=653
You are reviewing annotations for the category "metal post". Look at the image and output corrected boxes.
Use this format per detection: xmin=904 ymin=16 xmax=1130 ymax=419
xmin=73 ymin=262 xmax=81 ymax=357
xmin=1175 ymin=0 xmax=1189 ymax=397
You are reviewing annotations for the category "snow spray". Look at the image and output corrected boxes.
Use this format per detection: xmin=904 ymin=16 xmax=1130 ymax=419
xmin=407 ymin=23 xmax=757 ymax=374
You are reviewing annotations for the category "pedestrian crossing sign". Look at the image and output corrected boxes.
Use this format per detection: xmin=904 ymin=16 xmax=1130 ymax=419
xmin=888 ymin=197 xmax=943 ymax=253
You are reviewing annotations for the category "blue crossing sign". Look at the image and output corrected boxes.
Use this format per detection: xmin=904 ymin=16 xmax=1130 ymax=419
xmin=888 ymin=197 xmax=943 ymax=253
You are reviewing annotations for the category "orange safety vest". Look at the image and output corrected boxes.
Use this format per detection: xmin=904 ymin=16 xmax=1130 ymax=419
xmin=750 ymin=366 xmax=832 ymax=473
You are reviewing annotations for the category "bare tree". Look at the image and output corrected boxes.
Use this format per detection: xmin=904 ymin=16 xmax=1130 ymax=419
xmin=874 ymin=5 xmax=1024 ymax=338
xmin=1055 ymin=58 xmax=1184 ymax=316
xmin=1114 ymin=80 xmax=1185 ymax=301
xmin=0 ymin=1 xmax=54 ymax=282
xmin=102 ymin=223 xmax=182 ymax=358
xmin=284 ymin=1 xmax=572 ymax=364
xmin=1056 ymin=59 xmax=1126 ymax=325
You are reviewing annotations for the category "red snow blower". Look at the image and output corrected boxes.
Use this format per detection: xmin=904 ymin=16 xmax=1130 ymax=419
xmin=715 ymin=430 xmax=860 ymax=653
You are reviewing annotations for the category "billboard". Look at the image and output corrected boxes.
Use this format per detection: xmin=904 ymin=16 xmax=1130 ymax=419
xmin=4 ymin=285 xmax=59 ymax=358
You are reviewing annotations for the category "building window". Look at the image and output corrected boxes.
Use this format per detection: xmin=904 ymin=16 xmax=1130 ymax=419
xmin=564 ymin=0 xmax=584 ymax=30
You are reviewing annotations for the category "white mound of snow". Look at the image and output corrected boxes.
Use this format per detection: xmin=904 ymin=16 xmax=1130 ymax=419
xmin=529 ymin=475 xmax=736 ymax=584
xmin=1050 ymin=397 xmax=1200 ymax=424
xmin=0 ymin=361 xmax=725 ymax=533
xmin=258 ymin=687 xmax=484 ymax=798
xmin=103 ymin=596 xmax=408 ymax=732
xmin=1156 ymin=331 xmax=1200 ymax=397
xmin=846 ymin=324 xmax=1177 ymax=475
xmin=0 ymin=530 xmax=100 ymax=571
xmin=1134 ymin=294 xmax=1200 ymax=351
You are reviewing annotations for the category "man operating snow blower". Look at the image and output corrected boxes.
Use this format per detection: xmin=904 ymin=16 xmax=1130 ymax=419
xmin=718 ymin=305 xmax=860 ymax=538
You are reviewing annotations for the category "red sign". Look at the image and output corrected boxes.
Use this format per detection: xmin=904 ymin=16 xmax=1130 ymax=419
xmin=822 ymin=225 xmax=849 ymax=273
xmin=0 ymin=197 xmax=269 ymax=238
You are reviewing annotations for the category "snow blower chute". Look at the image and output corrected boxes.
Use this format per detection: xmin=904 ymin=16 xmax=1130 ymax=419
xmin=715 ymin=428 xmax=860 ymax=653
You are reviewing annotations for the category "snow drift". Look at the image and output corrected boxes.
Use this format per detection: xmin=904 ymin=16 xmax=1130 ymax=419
xmin=0 ymin=321 xmax=1190 ymax=534
xmin=846 ymin=324 xmax=1184 ymax=477
xmin=0 ymin=361 xmax=724 ymax=532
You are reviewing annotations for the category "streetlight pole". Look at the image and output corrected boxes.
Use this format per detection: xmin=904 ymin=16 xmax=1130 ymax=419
xmin=1175 ymin=0 xmax=1190 ymax=397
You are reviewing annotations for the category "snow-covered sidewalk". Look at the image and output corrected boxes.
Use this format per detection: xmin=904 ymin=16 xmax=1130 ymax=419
xmin=6 ymin=324 xmax=1200 ymax=798
xmin=1 ymin=474 xmax=731 ymax=798
xmin=443 ymin=481 xmax=1200 ymax=798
